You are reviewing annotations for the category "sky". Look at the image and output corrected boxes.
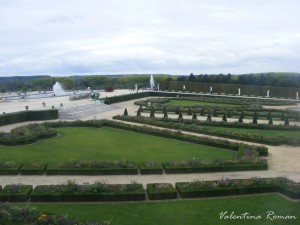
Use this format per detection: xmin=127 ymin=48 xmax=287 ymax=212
xmin=0 ymin=0 xmax=300 ymax=76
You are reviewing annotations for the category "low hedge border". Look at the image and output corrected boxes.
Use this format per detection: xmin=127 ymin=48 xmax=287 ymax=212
xmin=20 ymin=163 xmax=47 ymax=175
xmin=140 ymin=162 xmax=163 ymax=174
xmin=163 ymin=163 xmax=268 ymax=174
xmin=147 ymin=183 xmax=177 ymax=200
xmin=0 ymin=163 xmax=23 ymax=175
xmin=0 ymin=109 xmax=58 ymax=127
xmin=176 ymin=178 xmax=300 ymax=199
xmin=30 ymin=183 xmax=145 ymax=202
xmin=114 ymin=115 xmax=299 ymax=146
xmin=46 ymin=167 xmax=138 ymax=175
xmin=0 ymin=185 xmax=33 ymax=202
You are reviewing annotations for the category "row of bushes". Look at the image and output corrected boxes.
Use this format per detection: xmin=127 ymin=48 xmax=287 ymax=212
xmin=0 ymin=157 xmax=267 ymax=175
xmin=0 ymin=109 xmax=58 ymax=127
xmin=1 ymin=177 xmax=299 ymax=202
xmin=0 ymin=123 xmax=57 ymax=145
xmin=114 ymin=115 xmax=300 ymax=146
xmin=160 ymin=81 xmax=300 ymax=99
xmin=176 ymin=177 xmax=300 ymax=199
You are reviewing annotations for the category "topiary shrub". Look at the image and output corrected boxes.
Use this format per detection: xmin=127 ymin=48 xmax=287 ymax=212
xmin=188 ymin=107 xmax=192 ymax=115
xmin=150 ymin=108 xmax=155 ymax=118
xmin=123 ymin=108 xmax=128 ymax=116
xmin=178 ymin=112 xmax=183 ymax=120
xmin=268 ymin=116 xmax=273 ymax=125
xmin=163 ymin=110 xmax=168 ymax=119
xmin=252 ymin=116 xmax=258 ymax=124
xmin=284 ymin=118 xmax=289 ymax=126
xmin=200 ymin=108 xmax=205 ymax=116
xmin=238 ymin=114 xmax=243 ymax=123
xmin=222 ymin=115 xmax=227 ymax=122
xmin=136 ymin=109 xmax=141 ymax=117
xmin=207 ymin=114 xmax=212 ymax=122
xmin=192 ymin=112 xmax=197 ymax=120
xmin=175 ymin=107 xmax=180 ymax=114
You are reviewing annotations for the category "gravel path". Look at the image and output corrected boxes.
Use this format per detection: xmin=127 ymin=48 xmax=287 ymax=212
xmin=0 ymin=95 xmax=299 ymax=186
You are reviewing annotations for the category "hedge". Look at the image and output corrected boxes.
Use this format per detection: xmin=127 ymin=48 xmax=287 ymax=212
xmin=147 ymin=183 xmax=177 ymax=200
xmin=20 ymin=163 xmax=47 ymax=175
xmin=0 ymin=162 xmax=23 ymax=175
xmin=163 ymin=163 xmax=268 ymax=174
xmin=114 ymin=115 xmax=299 ymax=146
xmin=30 ymin=184 xmax=145 ymax=202
xmin=176 ymin=178 xmax=300 ymax=199
xmin=46 ymin=167 xmax=138 ymax=175
xmin=0 ymin=109 xmax=58 ymax=127
xmin=0 ymin=185 xmax=33 ymax=202
xmin=161 ymin=81 xmax=300 ymax=99
xmin=140 ymin=162 xmax=163 ymax=174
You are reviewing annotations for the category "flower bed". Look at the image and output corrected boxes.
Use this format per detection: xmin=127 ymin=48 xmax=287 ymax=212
xmin=20 ymin=162 xmax=47 ymax=175
xmin=147 ymin=183 xmax=177 ymax=200
xmin=140 ymin=161 xmax=163 ymax=174
xmin=176 ymin=177 xmax=300 ymax=199
xmin=0 ymin=161 xmax=23 ymax=175
xmin=163 ymin=158 xmax=267 ymax=174
xmin=31 ymin=180 xmax=145 ymax=202
xmin=46 ymin=160 xmax=138 ymax=175
xmin=0 ymin=184 xmax=33 ymax=202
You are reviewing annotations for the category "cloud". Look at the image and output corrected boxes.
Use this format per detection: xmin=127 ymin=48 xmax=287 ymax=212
xmin=0 ymin=0 xmax=300 ymax=76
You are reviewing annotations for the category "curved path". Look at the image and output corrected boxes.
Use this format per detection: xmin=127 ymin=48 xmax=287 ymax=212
xmin=0 ymin=97 xmax=299 ymax=186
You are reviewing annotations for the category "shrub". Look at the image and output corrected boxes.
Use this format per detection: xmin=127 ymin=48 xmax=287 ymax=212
xmin=207 ymin=114 xmax=212 ymax=122
xmin=136 ymin=109 xmax=141 ymax=117
xmin=175 ymin=107 xmax=180 ymax=114
xmin=222 ymin=115 xmax=227 ymax=122
xmin=192 ymin=112 xmax=197 ymax=120
xmin=284 ymin=118 xmax=289 ymax=126
xmin=0 ymin=184 xmax=33 ymax=202
xmin=188 ymin=107 xmax=192 ymax=115
xmin=147 ymin=183 xmax=177 ymax=200
xmin=178 ymin=112 xmax=183 ymax=120
xmin=123 ymin=108 xmax=128 ymax=116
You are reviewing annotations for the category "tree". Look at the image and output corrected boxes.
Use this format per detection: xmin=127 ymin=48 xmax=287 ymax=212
xmin=267 ymin=111 xmax=271 ymax=120
xmin=136 ymin=109 xmax=141 ymax=117
xmin=252 ymin=115 xmax=258 ymax=124
xmin=284 ymin=118 xmax=289 ymax=126
xmin=123 ymin=108 xmax=128 ymax=116
xmin=207 ymin=114 xmax=212 ymax=122
xmin=178 ymin=112 xmax=183 ymax=120
xmin=150 ymin=108 xmax=155 ymax=118
xmin=175 ymin=107 xmax=180 ymax=114
xmin=163 ymin=106 xmax=167 ymax=114
xmin=238 ymin=114 xmax=243 ymax=123
xmin=189 ymin=73 xmax=196 ymax=82
xmin=222 ymin=115 xmax=227 ymax=122
xmin=192 ymin=112 xmax=197 ymax=120
xmin=187 ymin=107 xmax=192 ymax=115
xmin=268 ymin=116 xmax=273 ymax=125
xmin=163 ymin=110 xmax=168 ymax=119
xmin=139 ymin=105 xmax=143 ymax=111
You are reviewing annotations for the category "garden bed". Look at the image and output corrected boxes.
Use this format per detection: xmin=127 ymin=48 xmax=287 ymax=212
xmin=0 ymin=184 xmax=33 ymax=202
xmin=147 ymin=183 xmax=177 ymax=200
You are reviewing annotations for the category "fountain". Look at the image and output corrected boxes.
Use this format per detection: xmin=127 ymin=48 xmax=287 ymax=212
xmin=296 ymin=92 xmax=299 ymax=99
xmin=150 ymin=75 xmax=155 ymax=89
xmin=267 ymin=90 xmax=270 ymax=98
xmin=238 ymin=88 xmax=241 ymax=96
xmin=53 ymin=82 xmax=65 ymax=96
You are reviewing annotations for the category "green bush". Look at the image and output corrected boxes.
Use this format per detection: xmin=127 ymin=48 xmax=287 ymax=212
xmin=31 ymin=181 xmax=145 ymax=202
xmin=0 ymin=162 xmax=23 ymax=175
xmin=140 ymin=161 xmax=163 ymax=174
xmin=0 ymin=184 xmax=32 ymax=202
xmin=147 ymin=183 xmax=177 ymax=200
xmin=20 ymin=162 xmax=47 ymax=175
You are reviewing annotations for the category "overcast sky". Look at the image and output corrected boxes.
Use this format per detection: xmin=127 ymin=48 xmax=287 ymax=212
xmin=0 ymin=0 xmax=300 ymax=76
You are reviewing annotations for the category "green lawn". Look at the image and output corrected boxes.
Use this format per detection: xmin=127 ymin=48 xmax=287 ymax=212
xmin=30 ymin=194 xmax=300 ymax=225
xmin=0 ymin=127 xmax=233 ymax=163
xmin=166 ymin=99 xmax=238 ymax=107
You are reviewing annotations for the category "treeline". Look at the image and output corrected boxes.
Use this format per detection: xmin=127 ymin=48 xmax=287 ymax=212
xmin=178 ymin=72 xmax=300 ymax=88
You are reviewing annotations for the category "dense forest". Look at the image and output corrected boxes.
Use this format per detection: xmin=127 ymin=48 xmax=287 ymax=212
xmin=0 ymin=73 xmax=299 ymax=92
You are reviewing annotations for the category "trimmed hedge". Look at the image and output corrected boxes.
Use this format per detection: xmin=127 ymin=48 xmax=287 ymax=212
xmin=20 ymin=163 xmax=47 ymax=175
xmin=0 ymin=185 xmax=33 ymax=202
xmin=176 ymin=178 xmax=300 ymax=199
xmin=46 ymin=167 xmax=138 ymax=175
xmin=30 ymin=183 xmax=145 ymax=202
xmin=0 ymin=162 xmax=23 ymax=175
xmin=163 ymin=163 xmax=268 ymax=174
xmin=140 ymin=162 xmax=163 ymax=174
xmin=0 ymin=109 xmax=58 ymax=126
xmin=147 ymin=183 xmax=177 ymax=200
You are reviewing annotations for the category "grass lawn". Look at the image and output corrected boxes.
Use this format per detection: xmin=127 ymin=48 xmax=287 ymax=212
xmin=166 ymin=99 xmax=238 ymax=107
xmin=30 ymin=194 xmax=300 ymax=225
xmin=0 ymin=127 xmax=233 ymax=163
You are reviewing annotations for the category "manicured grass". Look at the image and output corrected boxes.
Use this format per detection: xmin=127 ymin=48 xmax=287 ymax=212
xmin=166 ymin=99 xmax=237 ymax=107
xmin=30 ymin=195 xmax=300 ymax=225
xmin=0 ymin=127 xmax=233 ymax=163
